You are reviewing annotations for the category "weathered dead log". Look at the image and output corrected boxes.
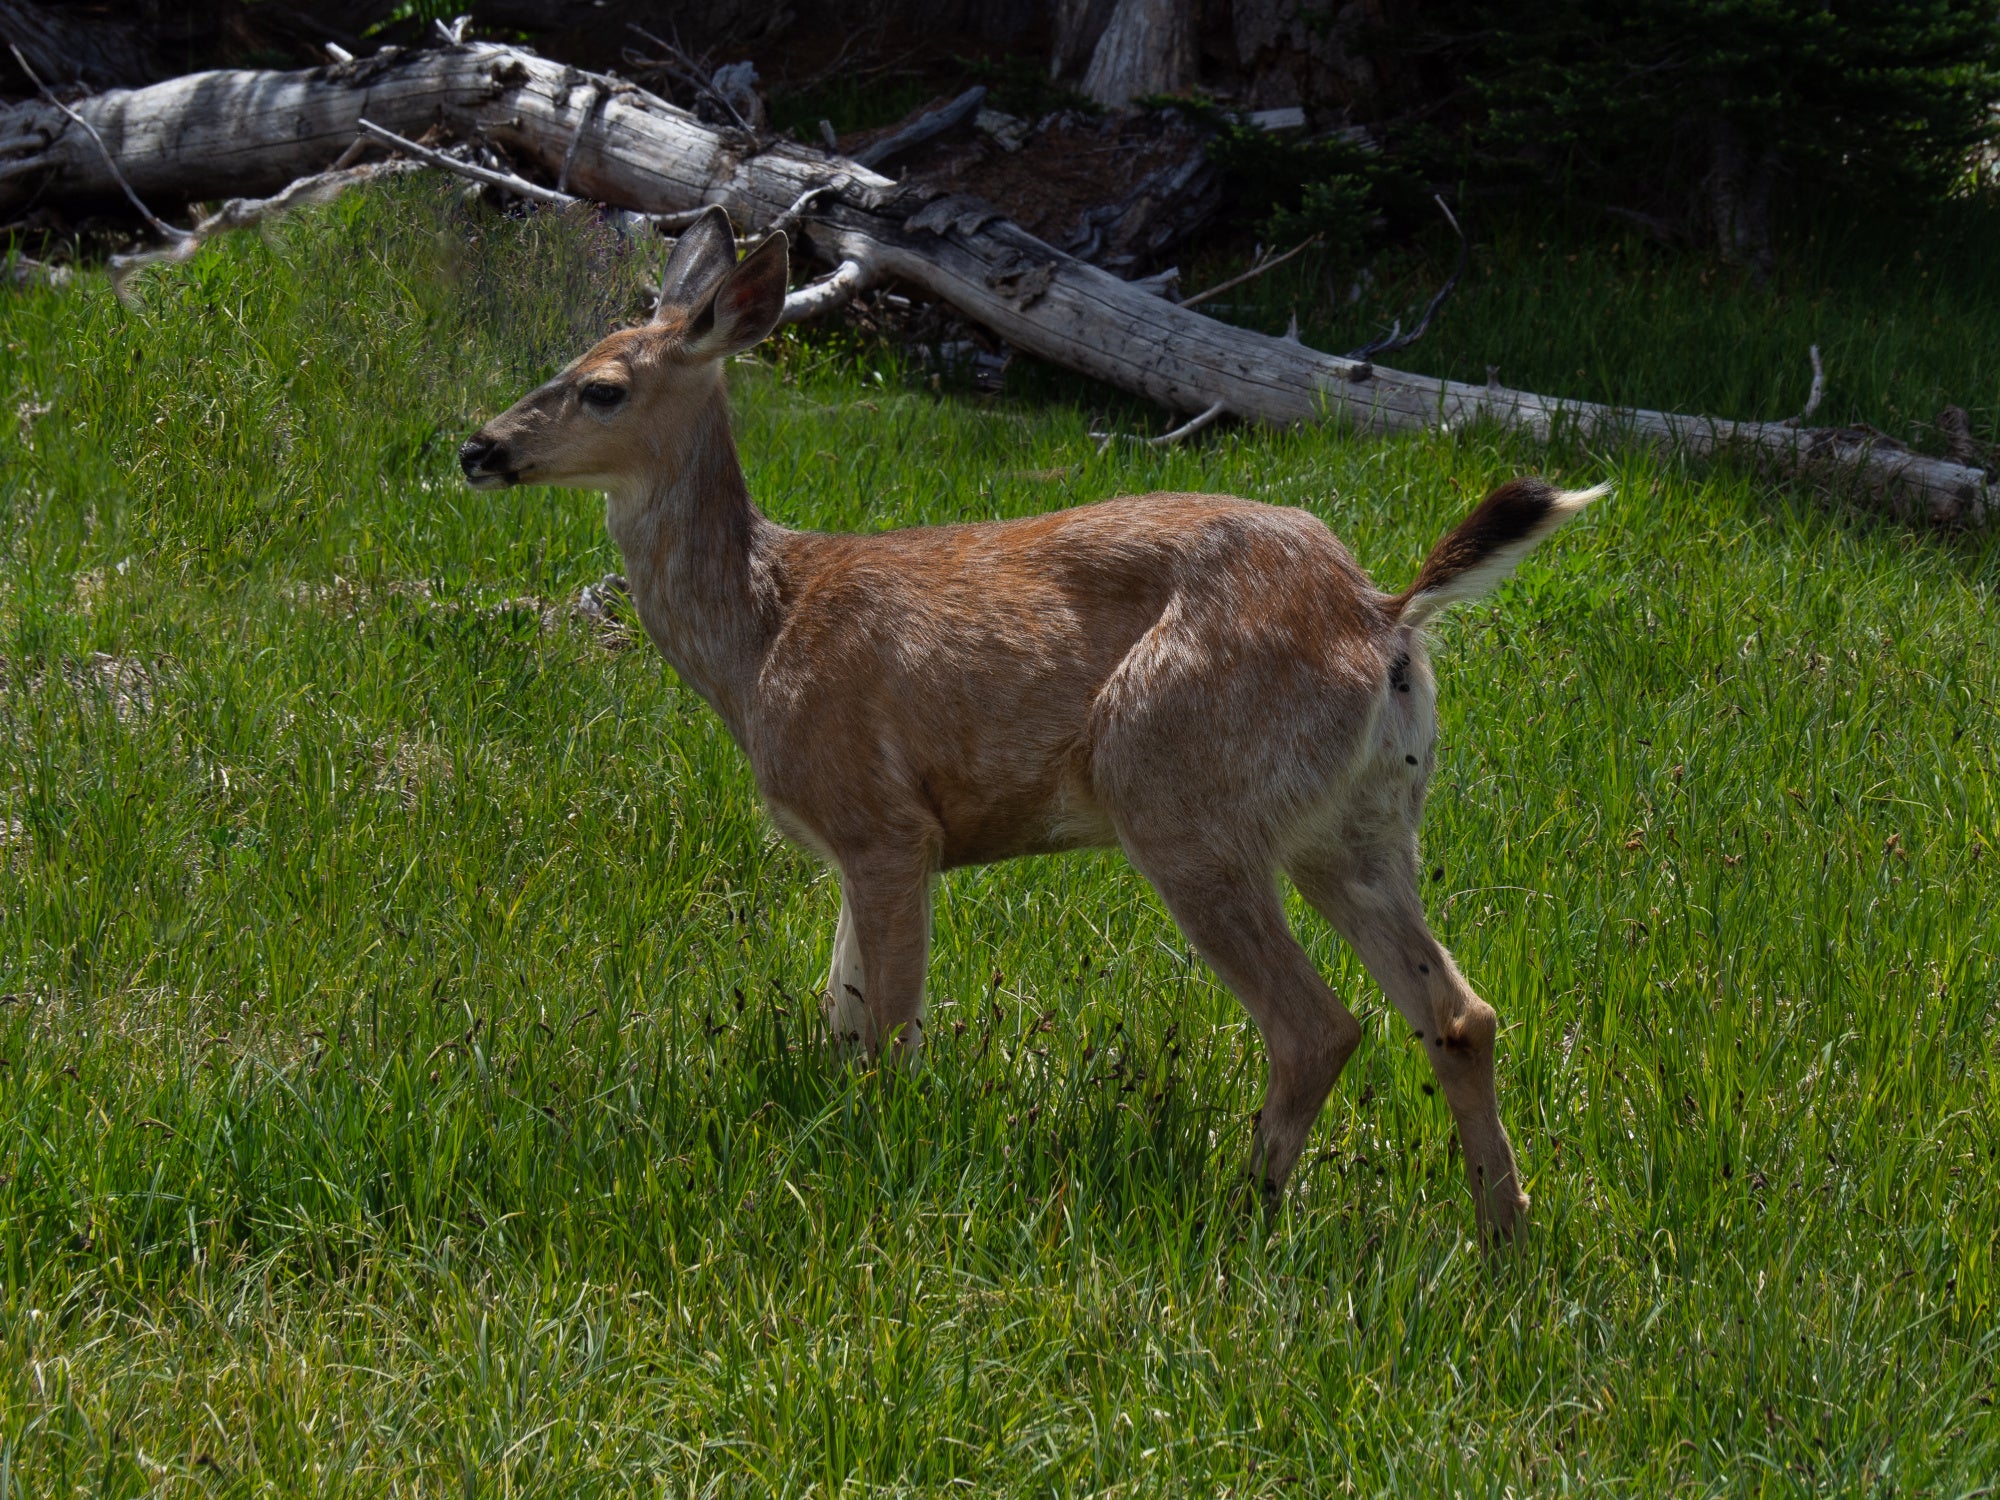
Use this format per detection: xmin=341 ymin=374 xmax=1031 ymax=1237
xmin=853 ymin=85 xmax=986 ymax=169
xmin=0 ymin=42 xmax=1989 ymax=524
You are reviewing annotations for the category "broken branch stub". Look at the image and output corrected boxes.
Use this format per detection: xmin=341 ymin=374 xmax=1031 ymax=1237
xmin=853 ymin=87 xmax=987 ymax=170
xmin=0 ymin=42 xmax=1988 ymax=524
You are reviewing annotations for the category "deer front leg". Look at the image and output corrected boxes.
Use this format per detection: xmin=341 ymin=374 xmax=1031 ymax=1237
xmin=830 ymin=848 xmax=935 ymax=1063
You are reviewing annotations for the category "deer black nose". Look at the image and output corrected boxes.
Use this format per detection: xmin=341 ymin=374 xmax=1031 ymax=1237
xmin=459 ymin=436 xmax=504 ymax=477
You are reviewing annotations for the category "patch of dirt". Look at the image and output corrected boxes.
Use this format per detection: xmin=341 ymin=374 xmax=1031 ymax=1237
xmin=571 ymin=573 xmax=643 ymax=651
xmin=371 ymin=735 xmax=454 ymax=807
xmin=49 ymin=652 xmax=161 ymax=721
xmin=70 ymin=559 xmax=129 ymax=610
xmin=278 ymin=576 xmax=432 ymax=612
xmin=281 ymin=575 xmax=643 ymax=650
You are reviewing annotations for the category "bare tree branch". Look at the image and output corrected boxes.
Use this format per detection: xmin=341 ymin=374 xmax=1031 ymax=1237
xmin=1784 ymin=344 xmax=1825 ymax=427
xmin=357 ymin=118 xmax=574 ymax=208
xmin=1345 ymin=195 xmax=1467 ymax=359
xmin=1148 ymin=398 xmax=1228 ymax=446
xmin=624 ymin=24 xmax=752 ymax=131
xmin=7 ymin=42 xmax=188 ymax=242
xmin=1177 ymin=235 xmax=1319 ymax=309
xmin=778 ymin=257 xmax=873 ymax=325
xmin=853 ymin=86 xmax=987 ymax=170
xmin=106 ymin=158 xmax=421 ymax=303
xmin=1090 ymin=398 xmax=1230 ymax=453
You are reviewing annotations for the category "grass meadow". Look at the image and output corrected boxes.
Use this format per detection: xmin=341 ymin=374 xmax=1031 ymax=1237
xmin=2 ymin=181 xmax=1997 ymax=1495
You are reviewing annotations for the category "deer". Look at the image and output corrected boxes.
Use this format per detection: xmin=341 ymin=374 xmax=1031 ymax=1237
xmin=459 ymin=206 xmax=1606 ymax=1240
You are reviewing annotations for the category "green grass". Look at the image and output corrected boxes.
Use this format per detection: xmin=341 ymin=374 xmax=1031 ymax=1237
xmin=2 ymin=180 xmax=1997 ymax=1495
xmin=1179 ymin=199 xmax=2000 ymax=459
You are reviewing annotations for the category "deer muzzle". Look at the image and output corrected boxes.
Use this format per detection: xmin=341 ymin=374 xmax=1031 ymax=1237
xmin=459 ymin=435 xmax=518 ymax=489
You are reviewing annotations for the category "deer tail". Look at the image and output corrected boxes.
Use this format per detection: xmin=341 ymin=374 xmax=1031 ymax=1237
xmin=1387 ymin=478 xmax=1609 ymax=630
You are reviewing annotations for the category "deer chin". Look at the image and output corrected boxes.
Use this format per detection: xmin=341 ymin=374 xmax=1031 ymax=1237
xmin=468 ymin=463 xmax=616 ymax=491
xmin=486 ymin=464 xmax=635 ymax=494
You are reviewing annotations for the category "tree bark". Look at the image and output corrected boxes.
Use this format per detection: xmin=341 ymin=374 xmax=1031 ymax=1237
xmin=1080 ymin=0 xmax=1197 ymax=107
xmin=1052 ymin=0 xmax=1121 ymax=80
xmin=0 ymin=42 xmax=1988 ymax=524
xmin=0 ymin=0 xmax=158 ymax=90
xmin=1709 ymin=116 xmax=1777 ymax=280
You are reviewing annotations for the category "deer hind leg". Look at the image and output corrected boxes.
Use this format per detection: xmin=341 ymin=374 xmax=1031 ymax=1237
xmin=828 ymin=845 xmax=936 ymax=1063
xmin=823 ymin=893 xmax=871 ymax=1052
xmin=1124 ymin=843 xmax=1363 ymax=1208
xmin=1288 ymin=847 xmax=1528 ymax=1240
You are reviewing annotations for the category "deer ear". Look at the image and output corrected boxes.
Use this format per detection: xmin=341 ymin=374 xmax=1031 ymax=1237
xmin=685 ymin=232 xmax=790 ymax=359
xmin=654 ymin=206 xmax=737 ymax=321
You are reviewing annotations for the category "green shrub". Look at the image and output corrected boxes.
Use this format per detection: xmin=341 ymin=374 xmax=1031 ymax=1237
xmin=1150 ymin=97 xmax=1431 ymax=260
xmin=1415 ymin=0 xmax=2000 ymax=267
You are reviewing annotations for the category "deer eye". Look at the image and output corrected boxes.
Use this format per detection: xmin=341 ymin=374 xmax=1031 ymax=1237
xmin=579 ymin=381 xmax=627 ymax=410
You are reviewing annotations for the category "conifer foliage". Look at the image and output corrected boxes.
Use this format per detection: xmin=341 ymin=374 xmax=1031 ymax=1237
xmin=1420 ymin=0 xmax=2000 ymax=267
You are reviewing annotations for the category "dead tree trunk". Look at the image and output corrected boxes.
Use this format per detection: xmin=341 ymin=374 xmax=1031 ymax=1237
xmin=1080 ymin=0 xmax=1198 ymax=107
xmin=1052 ymin=0 xmax=1121 ymax=79
xmin=0 ymin=0 xmax=157 ymax=90
xmin=0 ymin=42 xmax=1988 ymax=524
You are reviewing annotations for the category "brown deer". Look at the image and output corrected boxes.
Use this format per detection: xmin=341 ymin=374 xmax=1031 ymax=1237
xmin=460 ymin=208 xmax=1604 ymax=1238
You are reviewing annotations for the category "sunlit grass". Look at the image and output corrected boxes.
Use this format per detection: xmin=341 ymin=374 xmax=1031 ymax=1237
xmin=1 ymin=180 xmax=1996 ymax=1495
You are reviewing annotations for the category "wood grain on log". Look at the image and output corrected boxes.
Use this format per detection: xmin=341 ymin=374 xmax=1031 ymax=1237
xmin=0 ymin=42 xmax=1988 ymax=524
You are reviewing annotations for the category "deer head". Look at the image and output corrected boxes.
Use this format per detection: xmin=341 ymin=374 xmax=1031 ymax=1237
xmin=458 ymin=206 xmax=789 ymax=495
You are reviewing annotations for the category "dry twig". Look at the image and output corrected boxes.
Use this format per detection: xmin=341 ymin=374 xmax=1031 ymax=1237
xmin=357 ymin=118 xmax=573 ymax=207
xmin=624 ymin=24 xmax=752 ymax=131
xmin=1345 ymin=195 xmax=1466 ymax=359
xmin=777 ymin=257 xmax=874 ymax=325
xmin=1177 ymin=236 xmax=1318 ymax=309
xmin=359 ymin=117 xmax=718 ymax=233
xmin=1148 ymin=399 xmax=1229 ymax=447
xmin=1783 ymin=344 xmax=1825 ymax=427
xmin=1091 ymin=398 xmax=1230 ymax=454
xmin=7 ymin=43 xmax=189 ymax=243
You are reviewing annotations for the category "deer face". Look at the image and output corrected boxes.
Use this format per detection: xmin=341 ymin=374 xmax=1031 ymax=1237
xmin=460 ymin=207 xmax=788 ymax=494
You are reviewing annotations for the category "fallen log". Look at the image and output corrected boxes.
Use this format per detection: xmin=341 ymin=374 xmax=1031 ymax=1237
xmin=0 ymin=41 xmax=1988 ymax=525
xmin=852 ymin=85 xmax=986 ymax=170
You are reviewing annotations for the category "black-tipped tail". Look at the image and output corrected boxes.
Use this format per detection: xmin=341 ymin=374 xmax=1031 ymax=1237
xmin=1389 ymin=478 xmax=1608 ymax=628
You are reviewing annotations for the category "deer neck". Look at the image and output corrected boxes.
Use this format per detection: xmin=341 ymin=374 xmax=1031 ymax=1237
xmin=603 ymin=384 xmax=787 ymax=738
